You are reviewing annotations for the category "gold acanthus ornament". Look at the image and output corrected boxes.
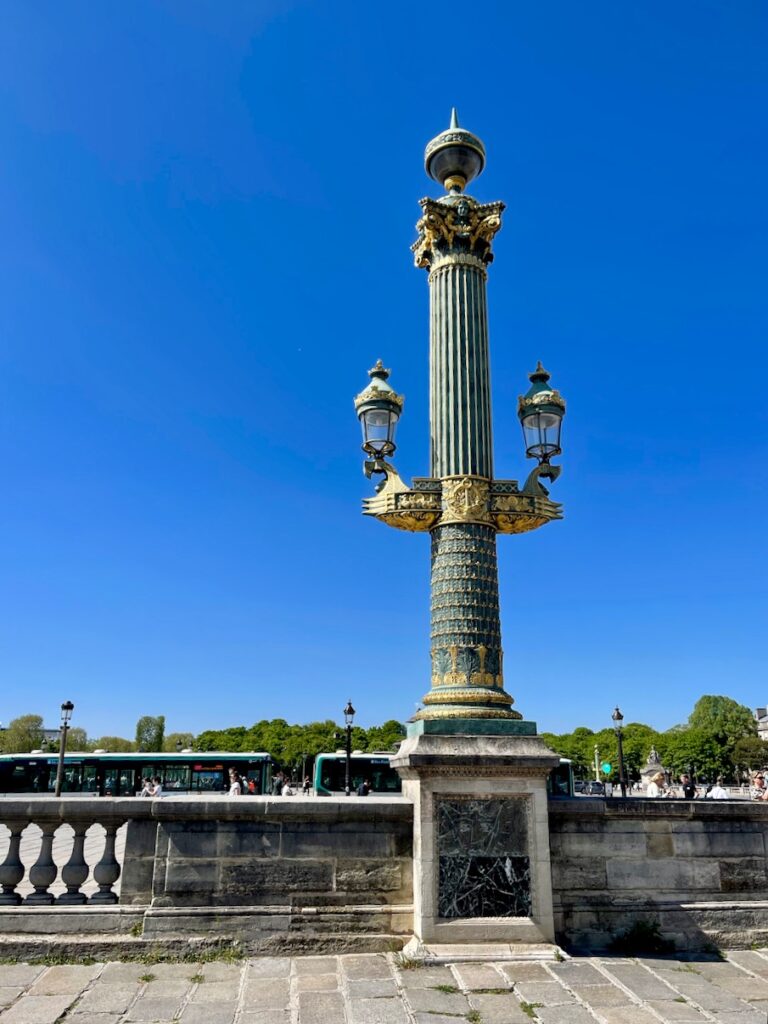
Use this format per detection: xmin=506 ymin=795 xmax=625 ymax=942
xmin=362 ymin=467 xmax=563 ymax=534
xmin=412 ymin=197 xmax=505 ymax=270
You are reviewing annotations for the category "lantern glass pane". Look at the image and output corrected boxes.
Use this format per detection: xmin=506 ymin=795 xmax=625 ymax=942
xmin=361 ymin=407 xmax=398 ymax=454
xmin=522 ymin=409 xmax=562 ymax=459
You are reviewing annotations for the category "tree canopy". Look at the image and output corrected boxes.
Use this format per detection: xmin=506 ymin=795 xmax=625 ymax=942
xmin=0 ymin=715 xmax=44 ymax=754
xmin=135 ymin=715 xmax=165 ymax=752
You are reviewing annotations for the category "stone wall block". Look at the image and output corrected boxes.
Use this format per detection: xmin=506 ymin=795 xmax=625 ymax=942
xmin=553 ymin=833 xmax=646 ymax=858
xmin=719 ymin=858 xmax=768 ymax=892
xmin=280 ymin=826 xmax=393 ymax=859
xmin=219 ymin=858 xmax=333 ymax=899
xmin=165 ymin=859 xmax=220 ymax=893
xmin=673 ymin=831 xmax=765 ymax=858
xmin=551 ymin=858 xmax=607 ymax=890
xmin=216 ymin=824 xmax=281 ymax=858
xmin=334 ymin=858 xmax=412 ymax=900
xmin=606 ymin=857 xmax=720 ymax=891
xmin=646 ymin=832 xmax=674 ymax=858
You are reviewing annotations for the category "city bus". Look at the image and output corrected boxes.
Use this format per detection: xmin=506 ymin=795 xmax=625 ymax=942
xmin=0 ymin=751 xmax=274 ymax=797
xmin=547 ymin=758 xmax=575 ymax=797
xmin=314 ymin=751 xmax=402 ymax=796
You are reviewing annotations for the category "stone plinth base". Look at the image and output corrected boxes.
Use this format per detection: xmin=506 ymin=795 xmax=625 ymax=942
xmin=402 ymin=937 xmax=567 ymax=963
xmin=391 ymin=722 xmax=559 ymax=947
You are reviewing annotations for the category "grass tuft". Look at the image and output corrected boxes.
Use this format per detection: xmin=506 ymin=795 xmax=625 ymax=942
xmin=519 ymin=1001 xmax=542 ymax=1018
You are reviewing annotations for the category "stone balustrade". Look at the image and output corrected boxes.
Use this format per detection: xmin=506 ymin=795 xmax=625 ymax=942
xmin=0 ymin=800 xmax=133 ymax=907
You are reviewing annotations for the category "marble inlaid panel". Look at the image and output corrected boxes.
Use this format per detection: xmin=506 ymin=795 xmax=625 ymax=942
xmin=437 ymin=797 xmax=531 ymax=919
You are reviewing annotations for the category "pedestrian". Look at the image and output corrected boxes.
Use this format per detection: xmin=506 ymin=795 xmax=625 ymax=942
xmin=247 ymin=777 xmax=257 ymax=795
xmin=679 ymin=773 xmax=696 ymax=799
xmin=646 ymin=772 xmax=665 ymax=798
xmin=706 ymin=777 xmax=729 ymax=799
xmin=271 ymin=771 xmax=284 ymax=796
xmin=356 ymin=778 xmax=371 ymax=797
xmin=228 ymin=770 xmax=242 ymax=796
xmin=302 ymin=775 xmax=311 ymax=796
xmin=152 ymin=776 xmax=164 ymax=798
xmin=139 ymin=777 xmax=153 ymax=798
xmin=751 ymin=772 xmax=768 ymax=801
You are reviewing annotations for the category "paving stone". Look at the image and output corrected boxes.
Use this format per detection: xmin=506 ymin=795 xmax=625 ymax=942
xmin=67 ymin=1015 xmax=122 ymax=1024
xmin=143 ymin=978 xmax=193 ymax=997
xmin=188 ymin=980 xmax=240 ymax=1001
xmin=143 ymin=961 xmax=201 ymax=979
xmin=413 ymin=1017 xmax=467 ymax=1024
xmin=348 ymin=996 xmax=411 ymax=1024
xmin=246 ymin=957 xmax=291 ymax=978
xmin=240 ymin=1013 xmax=291 ymax=1024
xmin=514 ymin=980 xmax=576 ymax=1004
xmin=500 ymin=962 xmax=552 ymax=982
xmin=593 ymin=1006 xmax=668 ymax=1024
xmin=728 ymin=952 xmax=768 ymax=976
xmin=397 ymin=965 xmax=457 ymax=988
xmin=718 ymin=976 xmax=768 ymax=1000
xmin=600 ymin=965 xmax=676 ymax=1000
xmin=0 ymin=993 xmax=77 ymax=1024
xmin=346 ymin=977 xmax=398 ymax=998
xmin=570 ymin=984 xmax=634 ymax=1006
xmin=0 ymin=988 xmax=22 ymax=1009
xmin=404 ymin=985 xmax=469 ymax=1015
xmin=451 ymin=963 xmax=508 ymax=990
xmin=341 ymin=954 xmax=393 ymax=980
xmin=296 ymin=991 xmax=345 ymax=1024
xmin=242 ymin=977 xmax=291 ymax=1008
xmin=293 ymin=955 xmax=338 ymax=975
xmin=468 ymin=991 xmax=531 ymax=1021
xmin=714 ymin=1014 xmax=768 ymax=1024
xmin=667 ymin=980 xmax=751 ymax=1011
xmin=98 ymin=963 xmax=151 ymax=984
xmin=536 ymin=1004 xmax=598 ymax=1024
xmin=76 ymin=985 xmax=138 ymax=1012
xmin=27 ymin=963 xmax=102 ymax=995
xmin=549 ymin=962 xmax=608 ymax=986
xmin=180 ymin=1003 xmax=238 ymax=1024
xmin=296 ymin=973 xmax=338 ymax=992
xmin=0 ymin=967 xmax=43 ymax=989
xmin=646 ymin=998 xmax=708 ymax=1021
xmin=199 ymin=962 xmax=243 ymax=982
xmin=125 ymin=995 xmax=185 ymax=1020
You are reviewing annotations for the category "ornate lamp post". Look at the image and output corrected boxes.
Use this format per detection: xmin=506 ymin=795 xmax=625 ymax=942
xmin=356 ymin=112 xmax=567 ymax=949
xmin=54 ymin=700 xmax=74 ymax=798
xmin=612 ymin=706 xmax=627 ymax=798
xmin=343 ymin=700 xmax=355 ymax=797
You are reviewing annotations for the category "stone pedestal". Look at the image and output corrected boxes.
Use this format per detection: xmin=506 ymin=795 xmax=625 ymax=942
xmin=392 ymin=720 xmax=559 ymax=948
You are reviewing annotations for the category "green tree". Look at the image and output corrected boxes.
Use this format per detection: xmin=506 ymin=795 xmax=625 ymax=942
xmin=163 ymin=732 xmax=194 ymax=752
xmin=733 ymin=736 xmax=767 ymax=777
xmin=67 ymin=727 xmax=88 ymax=750
xmin=0 ymin=714 xmax=44 ymax=753
xmin=364 ymin=720 xmax=407 ymax=752
xmin=90 ymin=735 xmax=134 ymax=752
xmin=134 ymin=715 xmax=165 ymax=752
xmin=657 ymin=728 xmax=730 ymax=782
xmin=688 ymin=696 xmax=756 ymax=750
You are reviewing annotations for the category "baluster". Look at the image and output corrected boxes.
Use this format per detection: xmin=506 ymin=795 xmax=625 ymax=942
xmin=90 ymin=822 xmax=122 ymax=904
xmin=58 ymin=822 xmax=89 ymax=905
xmin=0 ymin=821 xmax=27 ymax=905
xmin=26 ymin=822 xmax=58 ymax=905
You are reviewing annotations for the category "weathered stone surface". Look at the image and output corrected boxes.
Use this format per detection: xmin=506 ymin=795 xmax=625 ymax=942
xmin=673 ymin=833 xmax=765 ymax=858
xmin=553 ymin=858 xmax=608 ymax=890
xmin=397 ymin=965 xmax=458 ymax=988
xmin=601 ymin=965 xmax=676 ymax=1000
xmin=0 ymin=986 xmax=22 ymax=1008
xmin=536 ymin=1005 xmax=602 ymax=1024
xmin=606 ymin=858 xmax=721 ymax=891
xmin=75 ymin=985 xmax=137 ymax=1012
xmin=514 ymin=980 xmax=576 ymax=1004
xmin=125 ymin=995 xmax=186 ymax=1020
xmin=0 ymin=966 xmax=43 ymax=988
xmin=341 ymin=955 xmax=393 ymax=979
xmin=28 ymin=963 xmax=102 ymax=994
xmin=570 ymin=984 xmax=635 ymax=1006
xmin=468 ymin=992 xmax=531 ymax=1021
xmin=335 ymin=859 xmax=405 ymax=893
xmin=346 ymin=977 xmax=398 ymax=998
xmin=590 ymin=1007 xmax=661 ymax=1024
xmin=239 ymin=1013 xmax=291 ymax=1024
xmin=293 ymin=955 xmax=338 ymax=975
xmin=296 ymin=974 xmax=338 ymax=992
xmin=0 ymin=994 xmax=79 ymax=1023
xmin=499 ymin=962 xmax=551 ymax=982
xmin=242 ymin=977 xmax=291 ymax=1008
xmin=296 ymin=991 xmax=345 ymax=1024
xmin=451 ymin=963 xmax=508 ymax=990
xmin=188 ymin=980 xmax=240 ymax=1002
xmin=646 ymin=998 xmax=709 ymax=1021
xmin=719 ymin=859 xmax=768 ymax=892
xmin=348 ymin=996 xmax=411 ymax=1024
xmin=221 ymin=859 xmax=333 ymax=897
xmin=404 ymin=985 xmax=469 ymax=1014
xmin=180 ymin=1003 xmax=238 ymax=1024
xmin=548 ymin=962 xmax=606 ymax=985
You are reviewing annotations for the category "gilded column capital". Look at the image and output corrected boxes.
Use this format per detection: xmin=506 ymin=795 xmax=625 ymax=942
xmin=412 ymin=195 xmax=504 ymax=272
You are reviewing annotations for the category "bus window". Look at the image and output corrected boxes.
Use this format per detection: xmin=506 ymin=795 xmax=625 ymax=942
xmin=192 ymin=768 xmax=224 ymax=791
xmin=164 ymin=766 xmax=191 ymax=791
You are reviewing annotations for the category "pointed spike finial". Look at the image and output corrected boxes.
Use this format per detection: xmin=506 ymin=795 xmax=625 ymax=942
xmin=450 ymin=107 xmax=459 ymax=129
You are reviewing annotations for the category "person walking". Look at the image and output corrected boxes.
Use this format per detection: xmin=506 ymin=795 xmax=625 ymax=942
xmin=679 ymin=773 xmax=696 ymax=799
xmin=646 ymin=772 xmax=665 ymax=798
xmin=302 ymin=775 xmax=311 ymax=796
xmin=228 ymin=769 xmax=243 ymax=796
xmin=706 ymin=777 xmax=729 ymax=799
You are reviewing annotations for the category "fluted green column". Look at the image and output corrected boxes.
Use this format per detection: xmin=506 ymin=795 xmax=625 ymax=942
xmin=412 ymin=194 xmax=519 ymax=721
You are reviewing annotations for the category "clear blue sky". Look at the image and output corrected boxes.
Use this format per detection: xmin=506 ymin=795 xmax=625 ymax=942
xmin=1 ymin=2 xmax=766 ymax=740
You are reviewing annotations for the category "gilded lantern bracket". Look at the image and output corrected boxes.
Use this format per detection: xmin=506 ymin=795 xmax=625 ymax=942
xmin=363 ymin=469 xmax=563 ymax=535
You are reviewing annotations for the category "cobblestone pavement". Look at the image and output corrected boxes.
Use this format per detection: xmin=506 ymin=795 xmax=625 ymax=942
xmin=3 ymin=950 xmax=768 ymax=1024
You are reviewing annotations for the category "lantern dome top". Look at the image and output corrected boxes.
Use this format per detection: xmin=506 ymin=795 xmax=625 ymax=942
xmin=518 ymin=361 xmax=566 ymax=418
xmin=354 ymin=359 xmax=404 ymax=414
xmin=424 ymin=108 xmax=486 ymax=193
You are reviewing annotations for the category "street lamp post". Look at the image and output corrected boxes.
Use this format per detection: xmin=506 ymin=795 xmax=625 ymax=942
xmin=354 ymin=110 xmax=566 ymax=723
xmin=594 ymin=744 xmax=600 ymax=783
xmin=612 ymin=706 xmax=627 ymax=798
xmin=54 ymin=701 xmax=75 ymax=798
xmin=343 ymin=700 xmax=355 ymax=797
